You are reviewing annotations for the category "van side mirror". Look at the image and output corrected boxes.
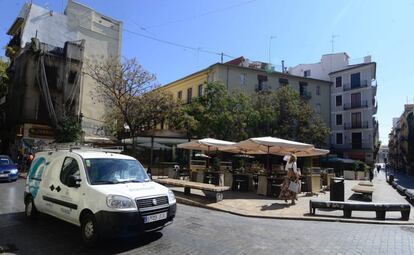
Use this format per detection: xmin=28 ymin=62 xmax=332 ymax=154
xmin=68 ymin=175 xmax=81 ymax=188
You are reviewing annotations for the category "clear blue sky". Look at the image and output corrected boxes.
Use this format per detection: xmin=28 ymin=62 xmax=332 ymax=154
xmin=1 ymin=0 xmax=413 ymax=144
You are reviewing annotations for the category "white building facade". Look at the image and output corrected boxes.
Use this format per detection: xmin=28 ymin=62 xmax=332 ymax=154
xmin=6 ymin=0 xmax=122 ymax=142
xmin=289 ymin=53 xmax=379 ymax=164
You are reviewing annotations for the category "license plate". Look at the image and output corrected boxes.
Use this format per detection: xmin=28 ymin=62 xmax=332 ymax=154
xmin=143 ymin=212 xmax=167 ymax=223
xmin=0 ymin=174 xmax=8 ymax=178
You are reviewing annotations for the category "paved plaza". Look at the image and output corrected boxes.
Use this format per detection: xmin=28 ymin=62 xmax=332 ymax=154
xmin=1 ymin=180 xmax=414 ymax=254
xmin=167 ymin=170 xmax=414 ymax=224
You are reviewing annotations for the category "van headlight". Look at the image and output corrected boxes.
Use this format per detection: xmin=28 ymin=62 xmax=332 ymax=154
xmin=10 ymin=169 xmax=18 ymax=174
xmin=106 ymin=195 xmax=135 ymax=209
xmin=168 ymin=189 xmax=176 ymax=204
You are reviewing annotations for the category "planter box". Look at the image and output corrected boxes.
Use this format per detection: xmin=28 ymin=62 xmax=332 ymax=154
xmin=343 ymin=170 xmax=355 ymax=180
xmin=356 ymin=171 xmax=366 ymax=180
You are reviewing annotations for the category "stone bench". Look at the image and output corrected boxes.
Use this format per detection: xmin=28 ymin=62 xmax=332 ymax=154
xmin=310 ymin=200 xmax=411 ymax=220
xmin=358 ymin=181 xmax=373 ymax=187
xmin=396 ymin=185 xmax=407 ymax=194
xmin=154 ymin=178 xmax=230 ymax=202
xmin=405 ymin=189 xmax=414 ymax=201
xmin=352 ymin=185 xmax=374 ymax=201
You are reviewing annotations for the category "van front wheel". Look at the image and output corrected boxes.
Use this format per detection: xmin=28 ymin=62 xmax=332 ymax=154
xmin=81 ymin=213 xmax=99 ymax=247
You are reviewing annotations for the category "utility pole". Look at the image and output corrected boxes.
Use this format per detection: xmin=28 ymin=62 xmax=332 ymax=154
xmin=220 ymin=52 xmax=224 ymax=63
xmin=268 ymin=35 xmax=277 ymax=64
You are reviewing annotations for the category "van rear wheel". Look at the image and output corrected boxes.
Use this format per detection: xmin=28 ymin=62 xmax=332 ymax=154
xmin=81 ymin=213 xmax=99 ymax=247
xmin=25 ymin=196 xmax=38 ymax=219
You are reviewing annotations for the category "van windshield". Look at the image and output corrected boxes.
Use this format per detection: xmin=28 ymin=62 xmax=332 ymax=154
xmin=84 ymin=158 xmax=150 ymax=185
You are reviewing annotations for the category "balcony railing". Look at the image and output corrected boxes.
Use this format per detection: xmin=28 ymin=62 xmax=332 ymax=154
xmin=343 ymin=100 xmax=369 ymax=110
xmin=344 ymin=121 xmax=369 ymax=130
xmin=343 ymin=80 xmax=368 ymax=91
xmin=255 ymin=83 xmax=271 ymax=92
xmin=333 ymin=142 xmax=372 ymax=150
xmin=373 ymin=103 xmax=378 ymax=114
xmin=300 ymin=91 xmax=312 ymax=100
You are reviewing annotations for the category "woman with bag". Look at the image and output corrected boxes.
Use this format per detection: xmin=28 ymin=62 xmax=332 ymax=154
xmin=279 ymin=154 xmax=300 ymax=204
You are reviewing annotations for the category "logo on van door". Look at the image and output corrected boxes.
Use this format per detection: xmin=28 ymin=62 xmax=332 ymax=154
xmin=27 ymin=157 xmax=46 ymax=198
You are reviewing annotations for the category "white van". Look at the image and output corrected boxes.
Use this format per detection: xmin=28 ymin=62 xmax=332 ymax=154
xmin=24 ymin=147 xmax=176 ymax=245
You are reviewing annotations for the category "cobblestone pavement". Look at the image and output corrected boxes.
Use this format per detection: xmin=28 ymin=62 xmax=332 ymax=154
xmin=2 ymin=180 xmax=414 ymax=254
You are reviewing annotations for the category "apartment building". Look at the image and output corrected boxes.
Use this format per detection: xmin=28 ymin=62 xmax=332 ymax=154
xmin=0 ymin=0 xmax=122 ymax=155
xmin=161 ymin=57 xmax=332 ymax=130
xmin=289 ymin=53 xmax=378 ymax=164
xmin=388 ymin=104 xmax=414 ymax=173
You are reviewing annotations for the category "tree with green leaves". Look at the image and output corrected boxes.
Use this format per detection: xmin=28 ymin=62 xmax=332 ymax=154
xmin=184 ymin=82 xmax=256 ymax=141
xmin=252 ymin=85 xmax=330 ymax=147
xmin=0 ymin=58 xmax=9 ymax=96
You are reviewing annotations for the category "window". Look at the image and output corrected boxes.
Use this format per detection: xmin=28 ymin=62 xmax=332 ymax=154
xmin=336 ymin=114 xmax=342 ymax=125
xmin=316 ymin=103 xmax=321 ymax=114
xmin=304 ymin=70 xmax=311 ymax=77
xmin=336 ymin=133 xmax=343 ymax=145
xmin=316 ymin=85 xmax=320 ymax=96
xmin=351 ymin=93 xmax=361 ymax=108
xmin=352 ymin=132 xmax=362 ymax=149
xmin=257 ymin=75 xmax=268 ymax=91
xmin=68 ymin=71 xmax=77 ymax=84
xmin=299 ymin=82 xmax=308 ymax=96
xmin=187 ymin=88 xmax=192 ymax=103
xmin=240 ymin=73 xmax=246 ymax=86
xmin=198 ymin=84 xmax=203 ymax=97
xmin=336 ymin=95 xmax=342 ymax=106
xmin=335 ymin=76 xmax=342 ymax=87
xmin=60 ymin=157 xmax=80 ymax=186
xmin=279 ymin=78 xmax=289 ymax=86
xmin=351 ymin=112 xmax=362 ymax=128
xmin=350 ymin=72 xmax=361 ymax=88
xmin=177 ymin=91 xmax=182 ymax=100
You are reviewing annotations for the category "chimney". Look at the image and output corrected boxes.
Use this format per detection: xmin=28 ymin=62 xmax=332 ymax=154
xmin=364 ymin=55 xmax=372 ymax=63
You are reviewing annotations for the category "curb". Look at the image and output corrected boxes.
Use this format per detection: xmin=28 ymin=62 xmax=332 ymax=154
xmin=175 ymin=196 xmax=414 ymax=226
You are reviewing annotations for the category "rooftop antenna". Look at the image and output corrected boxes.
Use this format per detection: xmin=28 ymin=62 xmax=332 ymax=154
xmin=331 ymin=34 xmax=339 ymax=53
xmin=268 ymin=35 xmax=277 ymax=64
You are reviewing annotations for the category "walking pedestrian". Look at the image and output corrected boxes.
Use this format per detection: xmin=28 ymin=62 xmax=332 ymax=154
xmin=26 ymin=152 xmax=34 ymax=171
xmin=279 ymin=154 xmax=300 ymax=204
xmin=369 ymin=167 xmax=374 ymax=182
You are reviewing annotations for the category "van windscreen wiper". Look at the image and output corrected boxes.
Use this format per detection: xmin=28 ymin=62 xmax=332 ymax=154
xmin=92 ymin=180 xmax=119 ymax=185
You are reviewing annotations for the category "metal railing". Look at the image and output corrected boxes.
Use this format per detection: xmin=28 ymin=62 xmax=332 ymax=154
xmin=343 ymin=80 xmax=368 ymax=91
xmin=300 ymin=91 xmax=312 ymax=100
xmin=344 ymin=121 xmax=369 ymax=130
xmin=255 ymin=83 xmax=271 ymax=92
xmin=343 ymin=100 xmax=369 ymax=110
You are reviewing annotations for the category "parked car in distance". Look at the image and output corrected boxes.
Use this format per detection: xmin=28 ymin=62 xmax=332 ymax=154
xmin=0 ymin=155 xmax=19 ymax=182
xmin=24 ymin=147 xmax=176 ymax=246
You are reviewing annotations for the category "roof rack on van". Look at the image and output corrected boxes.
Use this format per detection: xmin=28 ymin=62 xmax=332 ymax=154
xmin=37 ymin=143 xmax=124 ymax=154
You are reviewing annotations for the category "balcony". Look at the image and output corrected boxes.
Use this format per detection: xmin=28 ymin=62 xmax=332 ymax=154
xmin=343 ymin=80 xmax=368 ymax=91
xmin=343 ymin=100 xmax=369 ymax=110
xmin=373 ymin=103 xmax=378 ymax=114
xmin=255 ymin=83 xmax=271 ymax=92
xmin=344 ymin=121 xmax=369 ymax=130
xmin=300 ymin=91 xmax=312 ymax=100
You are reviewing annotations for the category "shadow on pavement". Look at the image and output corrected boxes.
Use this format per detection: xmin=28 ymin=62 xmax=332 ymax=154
xmin=260 ymin=202 xmax=292 ymax=211
xmin=348 ymin=193 xmax=372 ymax=202
xmin=0 ymin=212 xmax=162 ymax=255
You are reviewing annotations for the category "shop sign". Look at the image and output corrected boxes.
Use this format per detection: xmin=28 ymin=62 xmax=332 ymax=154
xmin=29 ymin=127 xmax=54 ymax=138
